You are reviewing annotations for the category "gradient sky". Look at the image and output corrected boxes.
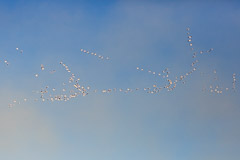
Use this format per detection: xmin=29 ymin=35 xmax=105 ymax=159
xmin=0 ymin=0 xmax=240 ymax=160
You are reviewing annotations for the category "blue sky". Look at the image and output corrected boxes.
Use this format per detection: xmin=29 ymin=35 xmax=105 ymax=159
xmin=0 ymin=0 xmax=240 ymax=160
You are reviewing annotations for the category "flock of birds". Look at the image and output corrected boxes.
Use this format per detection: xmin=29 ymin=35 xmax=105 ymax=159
xmin=3 ymin=28 xmax=238 ymax=108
